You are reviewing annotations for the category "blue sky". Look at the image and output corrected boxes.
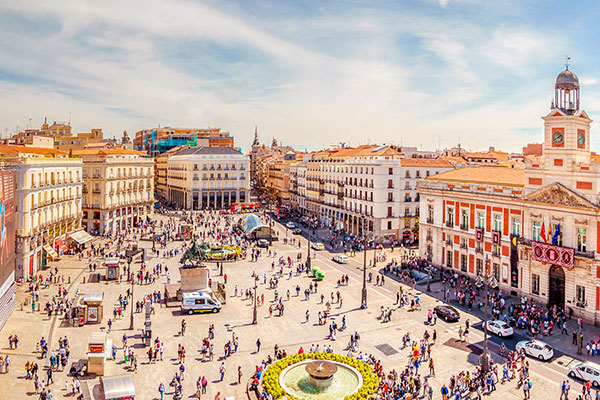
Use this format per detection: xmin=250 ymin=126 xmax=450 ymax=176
xmin=0 ymin=0 xmax=599 ymax=153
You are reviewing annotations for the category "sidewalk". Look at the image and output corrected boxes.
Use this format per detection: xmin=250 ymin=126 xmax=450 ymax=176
xmin=381 ymin=265 xmax=600 ymax=362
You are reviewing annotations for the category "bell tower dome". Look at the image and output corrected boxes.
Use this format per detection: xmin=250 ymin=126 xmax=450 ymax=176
xmin=553 ymin=57 xmax=580 ymax=114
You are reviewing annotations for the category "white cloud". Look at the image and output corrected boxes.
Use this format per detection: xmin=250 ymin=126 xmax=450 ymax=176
xmin=439 ymin=0 xmax=450 ymax=7
xmin=0 ymin=0 xmax=588 ymax=154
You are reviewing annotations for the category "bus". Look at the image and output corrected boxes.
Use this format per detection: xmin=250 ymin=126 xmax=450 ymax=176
xmin=276 ymin=205 xmax=289 ymax=219
xmin=230 ymin=202 xmax=260 ymax=214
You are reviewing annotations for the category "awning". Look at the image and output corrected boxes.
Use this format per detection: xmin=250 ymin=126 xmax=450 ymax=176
xmin=101 ymin=375 xmax=135 ymax=400
xmin=55 ymin=239 xmax=68 ymax=252
xmin=68 ymin=230 xmax=94 ymax=245
xmin=43 ymin=244 xmax=59 ymax=259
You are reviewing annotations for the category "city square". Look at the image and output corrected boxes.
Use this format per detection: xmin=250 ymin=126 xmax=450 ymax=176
xmin=0 ymin=208 xmax=591 ymax=399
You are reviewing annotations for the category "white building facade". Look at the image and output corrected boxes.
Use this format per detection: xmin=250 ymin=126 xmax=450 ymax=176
xmin=167 ymin=147 xmax=250 ymax=210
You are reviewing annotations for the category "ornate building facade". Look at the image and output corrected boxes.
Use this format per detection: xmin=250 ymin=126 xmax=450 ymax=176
xmin=419 ymin=65 xmax=600 ymax=323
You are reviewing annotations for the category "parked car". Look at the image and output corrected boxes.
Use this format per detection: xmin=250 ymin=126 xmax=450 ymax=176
xmin=433 ymin=305 xmax=460 ymax=321
xmin=332 ymin=255 xmax=351 ymax=264
xmin=311 ymin=243 xmax=325 ymax=251
xmin=293 ymin=228 xmax=302 ymax=235
xmin=257 ymin=239 xmax=270 ymax=248
xmin=286 ymin=222 xmax=296 ymax=229
xmin=482 ymin=320 xmax=514 ymax=337
xmin=568 ymin=361 xmax=600 ymax=386
xmin=516 ymin=340 xmax=554 ymax=361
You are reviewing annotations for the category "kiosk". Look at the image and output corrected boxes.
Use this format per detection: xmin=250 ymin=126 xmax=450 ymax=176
xmin=87 ymin=332 xmax=112 ymax=376
xmin=105 ymin=258 xmax=121 ymax=281
xmin=100 ymin=375 xmax=135 ymax=400
xmin=82 ymin=292 xmax=104 ymax=324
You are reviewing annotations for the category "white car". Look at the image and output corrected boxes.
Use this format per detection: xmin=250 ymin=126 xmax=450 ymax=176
xmin=482 ymin=320 xmax=514 ymax=337
xmin=286 ymin=222 xmax=296 ymax=229
xmin=516 ymin=340 xmax=554 ymax=361
xmin=311 ymin=243 xmax=325 ymax=251
xmin=333 ymin=255 xmax=350 ymax=264
xmin=569 ymin=362 xmax=600 ymax=386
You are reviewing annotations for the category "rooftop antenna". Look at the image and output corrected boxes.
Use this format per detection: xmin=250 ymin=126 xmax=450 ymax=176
xmin=68 ymin=111 xmax=71 ymax=125
xmin=565 ymin=55 xmax=571 ymax=70
xmin=458 ymin=136 xmax=461 ymax=157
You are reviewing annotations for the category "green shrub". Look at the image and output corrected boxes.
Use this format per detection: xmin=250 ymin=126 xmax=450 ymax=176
xmin=262 ymin=352 xmax=379 ymax=399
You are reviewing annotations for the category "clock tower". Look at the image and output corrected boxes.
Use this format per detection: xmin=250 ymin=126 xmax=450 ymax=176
xmin=543 ymin=63 xmax=592 ymax=170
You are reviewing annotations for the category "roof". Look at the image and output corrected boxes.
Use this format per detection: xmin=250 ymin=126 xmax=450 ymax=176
xmin=101 ymin=375 xmax=135 ymax=399
xmin=0 ymin=144 xmax=67 ymax=156
xmin=83 ymin=292 xmax=104 ymax=303
xmin=240 ymin=214 xmax=267 ymax=234
xmin=400 ymin=158 xmax=453 ymax=168
xmin=329 ymin=144 xmax=403 ymax=158
xmin=72 ymin=148 xmax=146 ymax=156
xmin=425 ymin=166 xmax=524 ymax=187
xmin=176 ymin=146 xmax=241 ymax=156
xmin=440 ymin=156 xmax=468 ymax=164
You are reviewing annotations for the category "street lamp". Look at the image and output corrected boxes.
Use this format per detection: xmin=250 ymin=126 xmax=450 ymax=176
xmin=128 ymin=258 xmax=134 ymax=330
xmin=361 ymin=219 xmax=368 ymax=308
xmin=252 ymin=275 xmax=258 ymax=324
xmin=480 ymin=255 xmax=490 ymax=373
xmin=573 ymin=297 xmax=587 ymax=355
xmin=306 ymin=219 xmax=312 ymax=269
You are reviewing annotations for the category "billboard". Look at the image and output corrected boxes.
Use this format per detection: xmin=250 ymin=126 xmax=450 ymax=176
xmin=0 ymin=171 xmax=15 ymax=332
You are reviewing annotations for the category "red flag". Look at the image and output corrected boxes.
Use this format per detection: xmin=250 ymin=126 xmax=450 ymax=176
xmin=540 ymin=222 xmax=547 ymax=242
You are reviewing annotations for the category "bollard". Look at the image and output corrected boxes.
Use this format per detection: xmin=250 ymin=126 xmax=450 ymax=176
xmin=68 ymin=276 xmax=71 ymax=284
xmin=83 ymin=277 xmax=86 ymax=284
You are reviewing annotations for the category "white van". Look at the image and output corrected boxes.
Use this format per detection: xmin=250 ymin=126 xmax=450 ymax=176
xmin=181 ymin=292 xmax=222 ymax=314
xmin=569 ymin=361 xmax=600 ymax=387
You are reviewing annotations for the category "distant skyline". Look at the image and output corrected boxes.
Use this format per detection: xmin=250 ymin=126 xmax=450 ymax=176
xmin=1 ymin=1 xmax=600 ymax=153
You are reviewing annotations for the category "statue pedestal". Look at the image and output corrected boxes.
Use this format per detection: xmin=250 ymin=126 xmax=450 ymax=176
xmin=180 ymin=265 xmax=209 ymax=292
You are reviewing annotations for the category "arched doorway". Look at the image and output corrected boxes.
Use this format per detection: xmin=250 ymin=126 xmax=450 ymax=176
xmin=549 ymin=265 xmax=565 ymax=309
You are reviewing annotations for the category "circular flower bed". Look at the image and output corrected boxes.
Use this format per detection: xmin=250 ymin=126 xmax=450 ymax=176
xmin=262 ymin=352 xmax=379 ymax=400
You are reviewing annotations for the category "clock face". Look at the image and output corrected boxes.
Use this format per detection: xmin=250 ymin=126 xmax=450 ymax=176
xmin=552 ymin=130 xmax=564 ymax=145
xmin=578 ymin=131 xmax=586 ymax=146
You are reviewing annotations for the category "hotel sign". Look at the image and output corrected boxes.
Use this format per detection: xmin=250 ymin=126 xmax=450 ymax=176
xmin=531 ymin=241 xmax=574 ymax=269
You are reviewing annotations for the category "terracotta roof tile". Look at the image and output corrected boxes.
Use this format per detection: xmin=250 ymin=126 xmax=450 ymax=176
xmin=0 ymin=145 xmax=67 ymax=156
xmin=425 ymin=166 xmax=524 ymax=187
xmin=400 ymin=158 xmax=453 ymax=167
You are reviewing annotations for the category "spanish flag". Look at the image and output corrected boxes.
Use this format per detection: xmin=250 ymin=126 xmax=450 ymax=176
xmin=541 ymin=222 xmax=547 ymax=242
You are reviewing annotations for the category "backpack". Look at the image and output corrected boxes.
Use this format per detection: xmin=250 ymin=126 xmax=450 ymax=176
xmin=528 ymin=381 xmax=532 ymax=389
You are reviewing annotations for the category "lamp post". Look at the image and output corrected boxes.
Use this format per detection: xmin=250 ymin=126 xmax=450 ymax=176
xmin=306 ymin=219 xmax=312 ymax=269
xmin=128 ymin=258 xmax=134 ymax=330
xmin=252 ymin=275 xmax=258 ymax=324
xmin=480 ymin=255 xmax=490 ymax=373
xmin=361 ymin=219 xmax=368 ymax=308
xmin=574 ymin=298 xmax=586 ymax=355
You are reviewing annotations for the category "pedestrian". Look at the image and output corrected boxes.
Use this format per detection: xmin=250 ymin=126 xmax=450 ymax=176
xmin=256 ymin=338 xmax=261 ymax=353
xmin=158 ymin=382 xmax=165 ymax=400
xmin=219 ymin=362 xmax=226 ymax=381
xmin=238 ymin=366 xmax=243 ymax=384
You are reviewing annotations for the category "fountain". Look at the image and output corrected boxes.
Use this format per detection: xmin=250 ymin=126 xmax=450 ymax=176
xmin=279 ymin=360 xmax=362 ymax=400
xmin=305 ymin=361 xmax=337 ymax=388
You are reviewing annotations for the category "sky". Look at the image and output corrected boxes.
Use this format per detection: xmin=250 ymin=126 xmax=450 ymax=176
xmin=1 ymin=0 xmax=600 ymax=153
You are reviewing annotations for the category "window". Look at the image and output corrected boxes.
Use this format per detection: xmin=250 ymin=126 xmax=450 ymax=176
xmin=493 ymin=263 xmax=500 ymax=282
xmin=446 ymin=250 xmax=453 ymax=268
xmin=476 ymin=259 xmax=483 ymax=276
xmin=447 ymin=207 xmax=454 ymax=225
xmin=388 ymin=193 xmax=393 ymax=202
xmin=461 ymin=209 xmax=469 ymax=229
xmin=405 ymin=171 xmax=410 ymax=178
xmin=388 ymin=168 xmax=393 ymax=175
xmin=461 ymin=254 xmax=467 ymax=272
xmin=477 ymin=212 xmax=485 ymax=229
xmin=512 ymin=217 xmax=521 ymax=236
xmin=428 ymin=205 xmax=434 ymax=222
xmin=551 ymin=223 xmax=562 ymax=245
xmin=576 ymin=285 xmax=586 ymax=304
xmin=494 ymin=214 xmax=502 ymax=232
xmin=387 ymin=221 xmax=392 ymax=230
xmin=577 ymin=228 xmax=587 ymax=252
xmin=388 ymin=179 xmax=393 ymax=189
xmin=532 ymin=274 xmax=540 ymax=295
xmin=532 ymin=221 xmax=541 ymax=241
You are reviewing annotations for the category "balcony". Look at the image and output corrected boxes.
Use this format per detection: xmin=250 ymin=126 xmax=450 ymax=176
xmin=92 ymin=189 xmax=101 ymax=194
xmin=93 ymin=174 xmax=102 ymax=179
xmin=82 ymin=188 xmax=88 ymax=194
xmin=445 ymin=239 xmax=453 ymax=246
xmin=475 ymin=246 xmax=483 ymax=254
xmin=445 ymin=221 xmax=454 ymax=228
xmin=492 ymin=250 xmax=501 ymax=257
xmin=404 ymin=198 xmax=412 ymax=202
xmin=426 ymin=235 xmax=433 ymax=242
xmin=426 ymin=217 xmax=434 ymax=224
xmin=460 ymin=224 xmax=469 ymax=231
xmin=387 ymin=198 xmax=394 ymax=203
xmin=460 ymin=243 xmax=468 ymax=249
xmin=575 ymin=249 xmax=595 ymax=259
